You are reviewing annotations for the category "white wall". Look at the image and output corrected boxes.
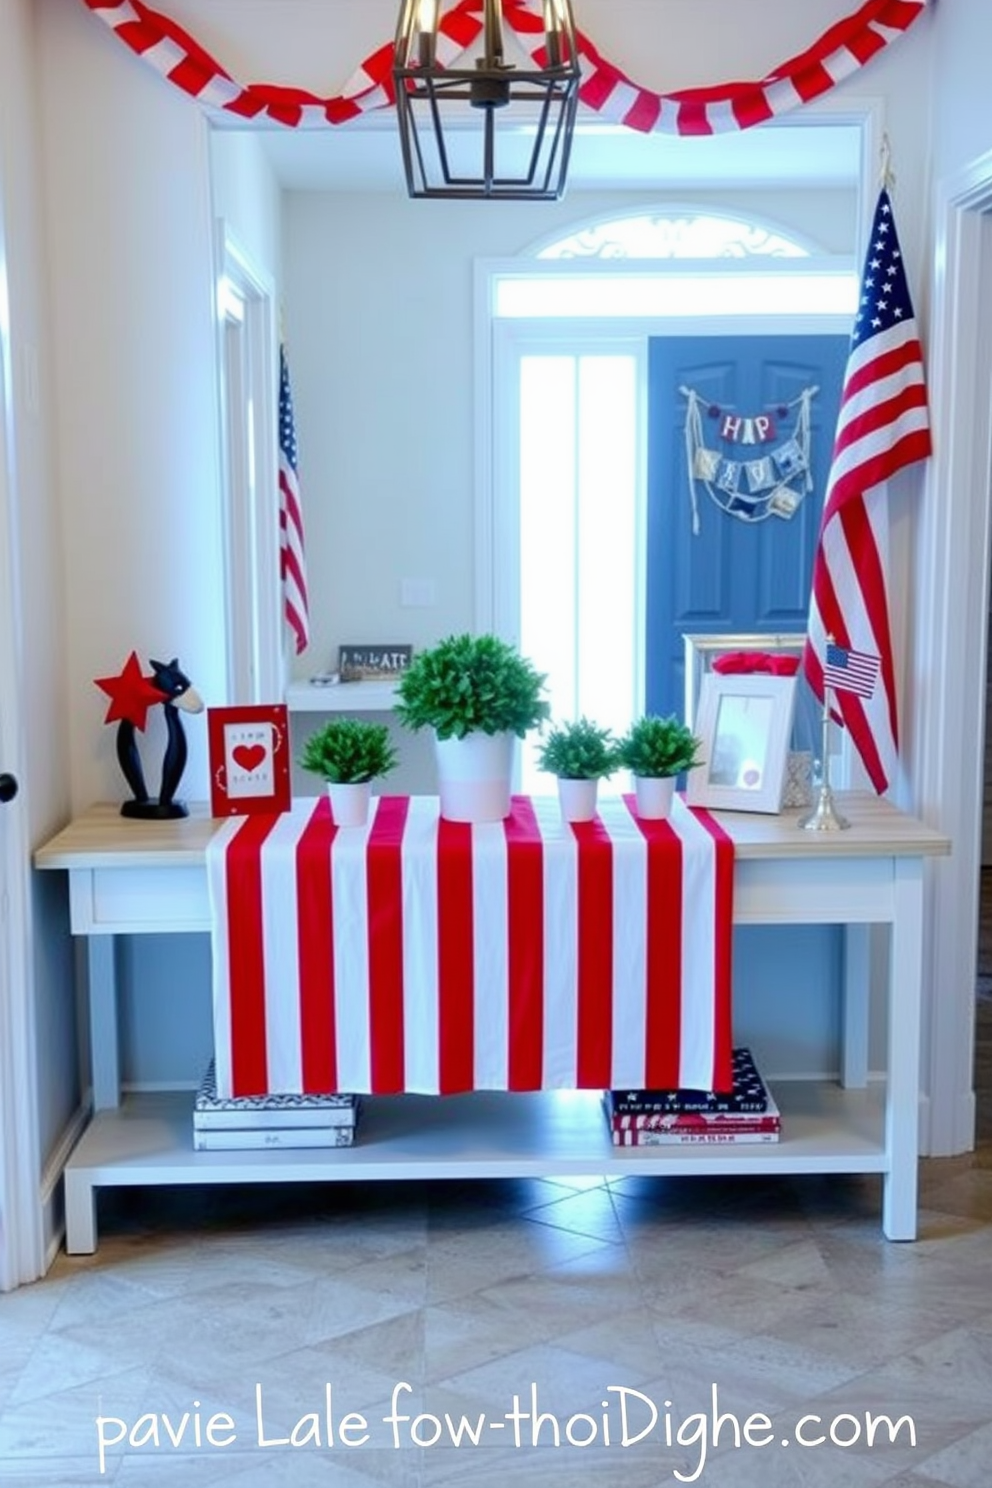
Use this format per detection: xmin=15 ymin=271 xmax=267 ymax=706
xmin=930 ymin=0 xmax=992 ymax=180
xmin=31 ymin=0 xmax=944 ymax=1092
xmin=37 ymin=0 xmax=232 ymax=1088
xmin=210 ymin=130 xmax=283 ymax=291
xmin=38 ymin=0 xmax=228 ymax=811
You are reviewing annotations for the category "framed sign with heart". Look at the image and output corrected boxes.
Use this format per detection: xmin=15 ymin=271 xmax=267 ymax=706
xmin=207 ymin=704 xmax=291 ymax=817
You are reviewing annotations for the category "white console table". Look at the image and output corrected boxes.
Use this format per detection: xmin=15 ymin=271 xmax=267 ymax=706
xmin=35 ymin=796 xmax=948 ymax=1252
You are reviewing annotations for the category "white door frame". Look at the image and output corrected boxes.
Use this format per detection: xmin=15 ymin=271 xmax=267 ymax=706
xmin=0 ymin=207 xmax=44 ymax=1291
xmin=215 ymin=222 xmax=281 ymax=704
xmin=912 ymin=148 xmax=992 ymax=1155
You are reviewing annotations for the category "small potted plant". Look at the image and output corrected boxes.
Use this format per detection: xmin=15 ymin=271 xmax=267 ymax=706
xmin=537 ymin=717 xmax=619 ymax=823
xmin=299 ymin=717 xmax=398 ymax=826
xmin=618 ymin=714 xmax=703 ymax=820
xmin=395 ymin=632 xmax=549 ymax=822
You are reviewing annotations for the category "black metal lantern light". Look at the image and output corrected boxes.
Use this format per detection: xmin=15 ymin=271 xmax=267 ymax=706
xmin=393 ymin=0 xmax=581 ymax=200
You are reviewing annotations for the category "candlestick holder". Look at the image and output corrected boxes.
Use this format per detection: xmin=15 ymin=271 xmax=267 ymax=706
xmin=799 ymin=685 xmax=850 ymax=831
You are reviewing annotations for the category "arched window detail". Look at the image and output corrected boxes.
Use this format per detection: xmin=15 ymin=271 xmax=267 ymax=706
xmin=534 ymin=212 xmax=813 ymax=262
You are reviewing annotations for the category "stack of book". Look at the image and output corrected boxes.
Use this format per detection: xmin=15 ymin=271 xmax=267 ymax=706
xmin=606 ymin=1047 xmax=780 ymax=1146
xmin=192 ymin=1061 xmax=361 ymax=1150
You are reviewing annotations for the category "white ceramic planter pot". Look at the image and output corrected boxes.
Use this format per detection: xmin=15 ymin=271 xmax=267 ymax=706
xmin=327 ymin=780 xmax=372 ymax=827
xmin=557 ymin=777 xmax=598 ymax=823
xmin=434 ymin=730 xmax=515 ymax=823
xmin=633 ymin=774 xmax=675 ymax=820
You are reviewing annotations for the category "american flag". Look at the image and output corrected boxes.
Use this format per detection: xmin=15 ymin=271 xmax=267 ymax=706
xmin=279 ymin=344 xmax=309 ymax=656
xmin=824 ymin=641 xmax=880 ymax=700
xmin=803 ymin=188 xmax=931 ymax=793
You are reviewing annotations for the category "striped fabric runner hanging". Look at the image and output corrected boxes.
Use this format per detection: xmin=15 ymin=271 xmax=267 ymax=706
xmin=206 ymin=793 xmax=734 ymax=1099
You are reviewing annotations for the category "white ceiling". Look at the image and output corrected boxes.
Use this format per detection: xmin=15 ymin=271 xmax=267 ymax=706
xmin=249 ymin=116 xmax=863 ymax=194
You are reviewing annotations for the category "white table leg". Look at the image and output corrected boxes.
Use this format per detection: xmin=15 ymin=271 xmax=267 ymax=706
xmin=64 ymin=1168 xmax=97 ymax=1254
xmin=882 ymin=858 xmax=924 ymax=1240
xmin=841 ymin=924 xmax=870 ymax=1088
xmin=87 ymin=936 xmax=120 ymax=1110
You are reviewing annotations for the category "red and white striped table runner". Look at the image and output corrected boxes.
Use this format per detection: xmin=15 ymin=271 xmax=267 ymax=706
xmin=206 ymin=794 xmax=733 ymax=1098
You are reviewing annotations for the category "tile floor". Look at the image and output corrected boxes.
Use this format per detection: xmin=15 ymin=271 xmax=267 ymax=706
xmin=2 ymin=1015 xmax=992 ymax=1487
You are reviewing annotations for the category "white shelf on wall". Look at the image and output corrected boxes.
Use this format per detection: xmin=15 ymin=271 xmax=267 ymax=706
xmin=285 ymin=680 xmax=400 ymax=713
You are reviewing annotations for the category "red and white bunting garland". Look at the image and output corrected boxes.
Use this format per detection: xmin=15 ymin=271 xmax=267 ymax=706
xmin=80 ymin=0 xmax=929 ymax=136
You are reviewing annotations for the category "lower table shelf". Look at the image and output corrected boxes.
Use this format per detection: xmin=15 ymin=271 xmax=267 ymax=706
xmin=64 ymin=1081 xmax=888 ymax=1253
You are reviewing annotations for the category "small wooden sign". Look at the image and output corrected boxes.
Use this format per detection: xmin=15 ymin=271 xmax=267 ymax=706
xmin=338 ymin=644 xmax=413 ymax=682
xmin=208 ymin=704 xmax=291 ymax=817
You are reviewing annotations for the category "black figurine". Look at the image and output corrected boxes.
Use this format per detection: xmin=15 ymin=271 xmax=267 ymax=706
xmin=95 ymin=651 xmax=204 ymax=819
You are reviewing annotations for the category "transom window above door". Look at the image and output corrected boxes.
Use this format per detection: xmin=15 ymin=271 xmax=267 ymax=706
xmin=534 ymin=210 xmax=815 ymax=261
xmin=493 ymin=215 xmax=855 ymax=322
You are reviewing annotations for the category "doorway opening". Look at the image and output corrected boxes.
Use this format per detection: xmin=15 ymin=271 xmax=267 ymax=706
xmin=481 ymin=209 xmax=857 ymax=791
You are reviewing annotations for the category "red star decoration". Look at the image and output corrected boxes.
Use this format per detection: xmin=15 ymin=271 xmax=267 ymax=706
xmin=94 ymin=651 xmax=168 ymax=730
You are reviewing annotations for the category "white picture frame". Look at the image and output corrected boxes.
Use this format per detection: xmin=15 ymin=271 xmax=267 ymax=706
xmin=686 ymin=673 xmax=797 ymax=814
xmin=683 ymin=631 xmax=821 ymax=808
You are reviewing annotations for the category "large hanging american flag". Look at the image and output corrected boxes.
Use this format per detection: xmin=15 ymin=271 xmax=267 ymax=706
xmin=803 ymin=187 xmax=931 ymax=793
xmin=278 ymin=345 xmax=309 ymax=656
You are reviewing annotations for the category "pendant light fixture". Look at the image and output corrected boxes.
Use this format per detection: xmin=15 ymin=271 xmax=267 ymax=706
xmin=393 ymin=0 xmax=581 ymax=200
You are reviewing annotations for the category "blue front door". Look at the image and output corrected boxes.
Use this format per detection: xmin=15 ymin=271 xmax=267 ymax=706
xmin=645 ymin=334 xmax=849 ymax=719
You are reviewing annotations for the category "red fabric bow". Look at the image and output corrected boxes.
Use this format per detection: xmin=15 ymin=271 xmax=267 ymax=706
xmin=711 ymin=651 xmax=801 ymax=677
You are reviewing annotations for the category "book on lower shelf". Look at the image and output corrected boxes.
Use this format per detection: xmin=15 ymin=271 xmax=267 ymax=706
xmin=609 ymin=1108 xmax=780 ymax=1145
xmin=610 ymin=1047 xmax=771 ymax=1115
xmin=607 ymin=1048 xmax=780 ymax=1145
xmin=193 ymin=1124 xmax=357 ymax=1152
xmin=193 ymin=1060 xmax=360 ymax=1131
xmin=612 ymin=1126 xmax=780 ymax=1147
xmin=192 ymin=1062 xmax=361 ymax=1148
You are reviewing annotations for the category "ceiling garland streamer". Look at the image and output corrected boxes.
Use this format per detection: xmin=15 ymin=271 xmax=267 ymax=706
xmin=79 ymin=0 xmax=930 ymax=135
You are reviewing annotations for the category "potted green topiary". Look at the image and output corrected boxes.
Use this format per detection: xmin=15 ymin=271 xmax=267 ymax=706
xmin=300 ymin=717 xmax=398 ymax=826
xmin=395 ymin=632 xmax=549 ymax=822
xmin=618 ymin=714 xmax=703 ymax=820
xmin=537 ymin=717 xmax=619 ymax=823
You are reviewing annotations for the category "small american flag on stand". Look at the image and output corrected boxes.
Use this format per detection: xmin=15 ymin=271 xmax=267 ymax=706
xmin=279 ymin=344 xmax=309 ymax=656
xmin=823 ymin=641 xmax=880 ymax=700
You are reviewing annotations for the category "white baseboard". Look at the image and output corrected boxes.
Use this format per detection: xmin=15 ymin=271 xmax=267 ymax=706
xmin=122 ymin=1080 xmax=199 ymax=1094
xmin=919 ymin=1089 xmax=976 ymax=1159
xmin=39 ymin=1094 xmax=92 ymax=1272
